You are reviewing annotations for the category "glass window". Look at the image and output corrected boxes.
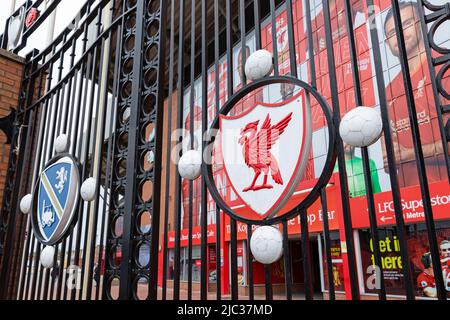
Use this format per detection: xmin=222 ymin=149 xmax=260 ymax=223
xmin=359 ymin=221 xmax=450 ymax=298
xmin=320 ymin=231 xmax=346 ymax=292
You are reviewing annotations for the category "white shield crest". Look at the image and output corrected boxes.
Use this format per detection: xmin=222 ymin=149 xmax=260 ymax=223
xmin=33 ymin=156 xmax=80 ymax=245
xmin=7 ymin=7 xmax=25 ymax=49
xmin=220 ymin=90 xmax=312 ymax=220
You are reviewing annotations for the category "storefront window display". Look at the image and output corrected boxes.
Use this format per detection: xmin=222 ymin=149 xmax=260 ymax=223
xmin=229 ymin=241 xmax=247 ymax=286
xmin=167 ymin=247 xmax=202 ymax=283
xmin=359 ymin=221 xmax=450 ymax=298
xmin=321 ymin=231 xmax=346 ymax=292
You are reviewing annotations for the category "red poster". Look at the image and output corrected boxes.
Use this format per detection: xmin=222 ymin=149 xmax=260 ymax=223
xmin=322 ymin=237 xmax=346 ymax=292
xmin=360 ymin=225 xmax=450 ymax=297
xmin=350 ymin=180 xmax=450 ymax=228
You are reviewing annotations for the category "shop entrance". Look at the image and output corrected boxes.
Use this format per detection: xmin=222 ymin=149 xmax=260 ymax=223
xmin=290 ymin=236 xmax=322 ymax=296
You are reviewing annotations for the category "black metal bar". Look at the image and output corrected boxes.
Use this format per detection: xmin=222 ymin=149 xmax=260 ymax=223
xmin=230 ymin=219 xmax=238 ymax=300
xmin=62 ymin=67 xmax=81 ymax=300
xmin=101 ymin=0 xmax=127 ymax=302
xmin=304 ymin=0 xmax=316 ymax=88
xmin=70 ymin=21 xmax=92 ymax=301
xmin=226 ymin=0 xmax=234 ymax=98
xmin=225 ymin=0 xmax=237 ymax=302
xmin=389 ymin=0 xmax=446 ymax=300
xmin=18 ymin=222 xmax=33 ymax=299
xmin=304 ymin=5 xmax=334 ymax=300
xmin=365 ymin=0 xmax=416 ymax=300
xmin=320 ymin=190 xmax=335 ymax=300
xmin=57 ymin=35 xmax=82 ymax=300
xmin=264 ymin=264 xmax=273 ymax=300
xmin=149 ymin=0 xmax=169 ymax=300
xmin=247 ymin=224 xmax=254 ymax=300
xmin=300 ymin=210 xmax=313 ymax=300
xmin=200 ymin=0 xmax=209 ymax=300
xmin=240 ymin=0 xmax=247 ymax=86
xmin=343 ymin=0 xmax=386 ymax=300
xmin=85 ymin=17 xmax=109 ymax=300
xmin=322 ymin=0 xmax=360 ymax=300
xmin=282 ymin=221 xmax=292 ymax=300
xmin=270 ymin=0 xmax=279 ymax=76
xmin=213 ymin=0 xmax=222 ymax=301
xmin=51 ymin=36 xmax=79 ymax=301
xmin=8 ymin=203 xmax=28 ymax=299
xmin=44 ymin=242 xmax=59 ymax=300
xmin=54 ymin=241 xmax=67 ymax=300
xmin=30 ymin=244 xmax=43 ymax=300
xmin=95 ymin=18 xmax=123 ymax=302
xmin=162 ymin=0 xmax=176 ymax=301
xmin=77 ymin=10 xmax=103 ymax=300
xmin=173 ymin=0 xmax=187 ymax=301
xmin=187 ymin=0 xmax=196 ymax=301
xmin=253 ymin=0 xmax=261 ymax=50
xmin=119 ymin=0 xmax=146 ymax=300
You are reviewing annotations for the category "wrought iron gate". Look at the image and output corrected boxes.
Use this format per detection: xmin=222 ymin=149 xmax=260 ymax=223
xmin=0 ymin=0 xmax=448 ymax=301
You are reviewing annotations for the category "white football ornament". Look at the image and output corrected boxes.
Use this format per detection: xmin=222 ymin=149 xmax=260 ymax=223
xmin=40 ymin=246 xmax=55 ymax=269
xmin=250 ymin=226 xmax=283 ymax=265
xmin=55 ymin=134 xmax=70 ymax=154
xmin=244 ymin=49 xmax=274 ymax=81
xmin=178 ymin=150 xmax=202 ymax=180
xmin=20 ymin=194 xmax=33 ymax=214
xmin=340 ymin=107 xmax=383 ymax=148
xmin=80 ymin=177 xmax=97 ymax=202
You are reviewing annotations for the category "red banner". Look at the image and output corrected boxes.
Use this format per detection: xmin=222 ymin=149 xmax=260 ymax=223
xmin=350 ymin=180 xmax=450 ymax=228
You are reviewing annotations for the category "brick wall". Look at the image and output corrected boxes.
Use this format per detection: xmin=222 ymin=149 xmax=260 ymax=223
xmin=0 ymin=49 xmax=24 ymax=198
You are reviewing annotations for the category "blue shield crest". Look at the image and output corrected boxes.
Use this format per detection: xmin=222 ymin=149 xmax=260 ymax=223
xmin=32 ymin=156 xmax=80 ymax=245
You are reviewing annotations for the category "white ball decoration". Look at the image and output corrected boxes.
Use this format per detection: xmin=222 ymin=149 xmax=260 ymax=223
xmin=178 ymin=150 xmax=202 ymax=181
xmin=250 ymin=226 xmax=283 ymax=265
xmin=20 ymin=194 xmax=33 ymax=214
xmin=339 ymin=107 xmax=383 ymax=148
xmin=55 ymin=134 xmax=70 ymax=154
xmin=80 ymin=177 xmax=97 ymax=202
xmin=40 ymin=246 xmax=55 ymax=269
xmin=244 ymin=49 xmax=274 ymax=81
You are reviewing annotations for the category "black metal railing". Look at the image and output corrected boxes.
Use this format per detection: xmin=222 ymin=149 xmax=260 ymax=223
xmin=0 ymin=0 xmax=448 ymax=301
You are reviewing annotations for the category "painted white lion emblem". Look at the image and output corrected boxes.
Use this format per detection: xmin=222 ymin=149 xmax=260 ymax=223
xmin=41 ymin=200 xmax=55 ymax=228
xmin=55 ymin=167 xmax=68 ymax=194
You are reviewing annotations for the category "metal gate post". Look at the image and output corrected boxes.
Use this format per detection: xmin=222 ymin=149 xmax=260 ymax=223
xmin=114 ymin=0 xmax=168 ymax=300
xmin=118 ymin=0 xmax=147 ymax=300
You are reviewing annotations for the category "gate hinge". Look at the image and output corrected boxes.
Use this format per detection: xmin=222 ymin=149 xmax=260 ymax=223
xmin=0 ymin=108 xmax=16 ymax=145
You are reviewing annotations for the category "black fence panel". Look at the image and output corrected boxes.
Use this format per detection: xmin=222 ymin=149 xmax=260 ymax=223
xmin=0 ymin=0 xmax=448 ymax=301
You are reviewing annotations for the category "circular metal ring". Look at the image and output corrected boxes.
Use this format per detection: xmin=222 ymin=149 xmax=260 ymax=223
xmin=203 ymin=75 xmax=337 ymax=226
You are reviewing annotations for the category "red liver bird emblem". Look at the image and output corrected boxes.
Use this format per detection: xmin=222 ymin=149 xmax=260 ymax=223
xmin=238 ymin=113 xmax=293 ymax=192
xmin=219 ymin=89 xmax=311 ymax=221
